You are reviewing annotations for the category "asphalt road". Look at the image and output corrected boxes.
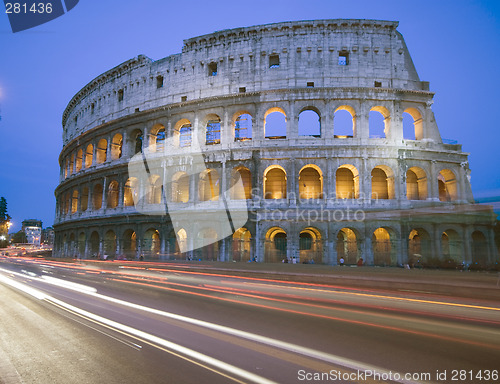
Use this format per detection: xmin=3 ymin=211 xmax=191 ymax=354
xmin=0 ymin=256 xmax=499 ymax=384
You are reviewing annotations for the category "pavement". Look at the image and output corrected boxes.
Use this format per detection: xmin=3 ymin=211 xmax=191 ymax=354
xmin=32 ymin=256 xmax=500 ymax=301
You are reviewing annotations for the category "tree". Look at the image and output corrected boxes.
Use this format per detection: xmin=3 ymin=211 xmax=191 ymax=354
xmin=0 ymin=197 xmax=12 ymax=248
xmin=12 ymin=231 xmax=27 ymax=244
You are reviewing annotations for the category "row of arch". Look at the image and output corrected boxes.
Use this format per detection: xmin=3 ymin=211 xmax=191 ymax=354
xmin=62 ymin=105 xmax=426 ymax=180
xmin=58 ymin=163 xmax=459 ymax=215
xmin=57 ymin=225 xmax=491 ymax=267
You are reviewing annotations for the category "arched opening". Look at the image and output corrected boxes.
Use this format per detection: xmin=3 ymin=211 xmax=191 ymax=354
xmin=81 ymin=187 xmax=89 ymax=211
xmin=64 ymin=158 xmax=68 ymax=179
xmin=195 ymin=228 xmax=219 ymax=261
xmin=77 ymin=232 xmax=85 ymax=258
xmin=298 ymin=109 xmax=321 ymax=137
xmin=205 ymin=115 xmax=221 ymax=145
xmin=199 ymin=169 xmax=219 ymax=201
xmin=334 ymin=106 xmax=355 ymax=138
xmin=299 ymin=165 xmax=323 ymax=199
xmin=131 ymin=129 xmax=143 ymax=154
xmin=69 ymin=153 xmax=74 ymax=175
xmin=230 ymin=167 xmax=252 ymax=200
xmin=64 ymin=193 xmax=70 ymax=215
xmin=166 ymin=228 xmax=186 ymax=259
xmin=174 ymin=119 xmax=192 ymax=148
xmin=441 ymin=230 xmax=463 ymax=265
xmin=148 ymin=175 xmax=163 ymax=204
xmin=149 ymin=124 xmax=165 ymax=153
xmin=264 ymin=166 xmax=286 ymax=199
xmin=406 ymin=167 xmax=428 ymax=200
xmin=142 ymin=228 xmax=160 ymax=259
xmin=264 ymin=108 xmax=287 ymax=139
xmin=299 ymin=227 xmax=322 ymax=264
xmin=89 ymin=231 xmax=100 ymax=258
xmin=369 ymin=106 xmax=390 ymax=138
xmin=68 ymin=233 xmax=76 ymax=257
xmin=471 ymin=231 xmax=488 ymax=268
xmin=372 ymin=227 xmax=396 ymax=266
xmin=110 ymin=133 xmax=123 ymax=160
xmin=76 ymin=149 xmax=83 ymax=172
xmin=93 ymin=184 xmax=103 ymax=210
xmin=107 ymin=180 xmax=119 ymax=208
xmin=96 ymin=139 xmax=107 ymax=164
xmin=122 ymin=229 xmax=137 ymax=259
xmin=403 ymin=108 xmax=423 ymax=140
xmin=264 ymin=227 xmax=287 ymax=263
xmin=438 ymin=169 xmax=458 ymax=201
xmin=171 ymin=172 xmax=190 ymax=203
xmin=71 ymin=190 xmax=78 ymax=214
xmin=337 ymin=228 xmax=359 ymax=265
xmin=336 ymin=165 xmax=359 ymax=199
xmin=104 ymin=230 xmax=116 ymax=258
xmin=232 ymin=228 xmax=251 ymax=262
xmin=371 ymin=166 xmax=394 ymax=200
xmin=124 ymin=177 xmax=138 ymax=206
xmin=234 ymin=113 xmax=252 ymax=141
xmin=85 ymin=144 xmax=93 ymax=168
xmin=408 ymin=229 xmax=431 ymax=267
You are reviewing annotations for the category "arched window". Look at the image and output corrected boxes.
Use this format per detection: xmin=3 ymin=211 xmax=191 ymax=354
xmin=111 ymin=133 xmax=123 ymax=160
xmin=107 ymin=181 xmax=119 ymax=208
xmin=232 ymin=228 xmax=251 ymax=262
xmin=69 ymin=153 xmax=75 ymax=175
xmin=143 ymin=228 xmax=160 ymax=256
xmin=93 ymin=184 xmax=103 ymax=210
xmin=264 ymin=108 xmax=286 ymax=139
xmin=299 ymin=166 xmax=322 ymax=199
xmin=334 ymin=106 xmax=356 ymax=138
xmin=298 ymin=109 xmax=321 ymax=137
xmin=438 ymin=169 xmax=458 ymax=201
xmin=124 ymin=177 xmax=138 ymax=206
xmin=156 ymin=128 xmax=165 ymax=152
xmin=337 ymin=228 xmax=358 ymax=265
xmin=199 ymin=169 xmax=220 ymax=201
xmin=206 ymin=115 xmax=221 ymax=145
xmin=406 ymin=167 xmax=427 ymax=200
xmin=96 ymin=139 xmax=107 ymax=164
xmin=149 ymin=124 xmax=165 ymax=153
xmin=104 ymin=230 xmax=116 ymax=257
xmin=133 ymin=130 xmax=143 ymax=154
xmin=234 ymin=113 xmax=252 ymax=141
xmin=81 ymin=187 xmax=89 ymax=211
xmin=64 ymin=158 xmax=68 ymax=179
xmin=174 ymin=119 xmax=192 ymax=148
xmin=71 ymin=190 xmax=78 ymax=214
xmin=264 ymin=227 xmax=287 ymax=263
xmin=89 ymin=232 xmax=100 ymax=256
xmin=75 ymin=149 xmax=83 ymax=172
xmin=336 ymin=165 xmax=359 ymax=199
xmin=64 ymin=193 xmax=70 ymax=214
xmin=369 ymin=106 xmax=390 ymax=138
xmin=230 ymin=167 xmax=252 ymax=200
xmin=171 ymin=172 xmax=189 ymax=203
xmin=85 ymin=144 xmax=93 ymax=168
xmin=403 ymin=108 xmax=423 ymax=140
xmin=371 ymin=166 xmax=394 ymax=200
xmin=264 ymin=166 xmax=286 ymax=199
xmin=372 ymin=227 xmax=395 ymax=266
xmin=148 ymin=175 xmax=163 ymax=204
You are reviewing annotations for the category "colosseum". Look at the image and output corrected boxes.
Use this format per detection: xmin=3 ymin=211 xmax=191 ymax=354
xmin=54 ymin=19 xmax=498 ymax=268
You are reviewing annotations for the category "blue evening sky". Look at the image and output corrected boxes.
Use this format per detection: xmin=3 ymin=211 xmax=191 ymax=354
xmin=0 ymin=0 xmax=499 ymax=231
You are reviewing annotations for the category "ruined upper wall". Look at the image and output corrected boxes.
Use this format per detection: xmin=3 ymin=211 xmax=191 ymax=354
xmin=62 ymin=19 xmax=427 ymax=144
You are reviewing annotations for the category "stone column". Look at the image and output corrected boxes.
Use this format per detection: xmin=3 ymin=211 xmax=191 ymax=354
xmin=101 ymin=177 xmax=107 ymax=211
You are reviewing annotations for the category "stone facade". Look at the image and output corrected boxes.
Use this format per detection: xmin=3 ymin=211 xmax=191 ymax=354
xmin=54 ymin=19 xmax=497 ymax=267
